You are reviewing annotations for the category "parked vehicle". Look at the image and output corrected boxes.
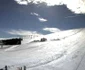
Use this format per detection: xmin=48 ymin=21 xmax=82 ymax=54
xmin=40 ymin=38 xmax=47 ymax=42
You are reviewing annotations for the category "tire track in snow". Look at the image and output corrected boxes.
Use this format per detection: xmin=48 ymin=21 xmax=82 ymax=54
xmin=8 ymin=50 xmax=66 ymax=70
xmin=26 ymin=51 xmax=66 ymax=69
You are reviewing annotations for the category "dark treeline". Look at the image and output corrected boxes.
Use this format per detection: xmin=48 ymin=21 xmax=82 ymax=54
xmin=0 ymin=38 xmax=23 ymax=45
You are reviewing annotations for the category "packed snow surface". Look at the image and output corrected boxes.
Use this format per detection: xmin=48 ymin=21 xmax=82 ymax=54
xmin=0 ymin=28 xmax=85 ymax=70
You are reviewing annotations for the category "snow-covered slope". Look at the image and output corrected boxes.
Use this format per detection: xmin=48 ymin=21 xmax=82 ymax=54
xmin=0 ymin=28 xmax=85 ymax=70
xmin=22 ymin=34 xmax=43 ymax=44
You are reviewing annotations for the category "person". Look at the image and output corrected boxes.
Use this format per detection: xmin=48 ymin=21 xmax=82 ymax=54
xmin=0 ymin=40 xmax=3 ymax=49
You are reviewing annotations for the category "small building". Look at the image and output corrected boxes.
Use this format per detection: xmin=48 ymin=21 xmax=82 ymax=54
xmin=0 ymin=38 xmax=23 ymax=45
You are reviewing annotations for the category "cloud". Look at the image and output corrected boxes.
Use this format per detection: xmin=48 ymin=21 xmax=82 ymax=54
xmin=14 ymin=0 xmax=85 ymax=14
xmin=38 ymin=17 xmax=47 ymax=22
xmin=31 ymin=12 xmax=40 ymax=17
xmin=15 ymin=0 xmax=28 ymax=5
xmin=43 ymin=27 xmax=61 ymax=33
xmin=30 ymin=12 xmax=47 ymax=22
xmin=7 ymin=29 xmax=42 ymax=36
xmin=65 ymin=15 xmax=81 ymax=18
xmin=63 ymin=0 xmax=85 ymax=14
xmin=14 ymin=0 xmax=63 ymax=6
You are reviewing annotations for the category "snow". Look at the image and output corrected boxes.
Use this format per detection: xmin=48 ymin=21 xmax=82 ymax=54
xmin=0 ymin=28 xmax=85 ymax=70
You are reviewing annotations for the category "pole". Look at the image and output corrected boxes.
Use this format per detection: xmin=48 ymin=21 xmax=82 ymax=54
xmin=5 ymin=65 xmax=7 ymax=70
xmin=24 ymin=66 xmax=26 ymax=70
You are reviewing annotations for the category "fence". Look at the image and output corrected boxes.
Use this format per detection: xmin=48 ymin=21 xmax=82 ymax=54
xmin=0 ymin=65 xmax=26 ymax=70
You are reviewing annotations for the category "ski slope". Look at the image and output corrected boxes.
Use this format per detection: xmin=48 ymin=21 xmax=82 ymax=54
xmin=0 ymin=28 xmax=85 ymax=70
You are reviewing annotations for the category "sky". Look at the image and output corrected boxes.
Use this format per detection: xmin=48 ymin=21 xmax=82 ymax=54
xmin=0 ymin=0 xmax=85 ymax=38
